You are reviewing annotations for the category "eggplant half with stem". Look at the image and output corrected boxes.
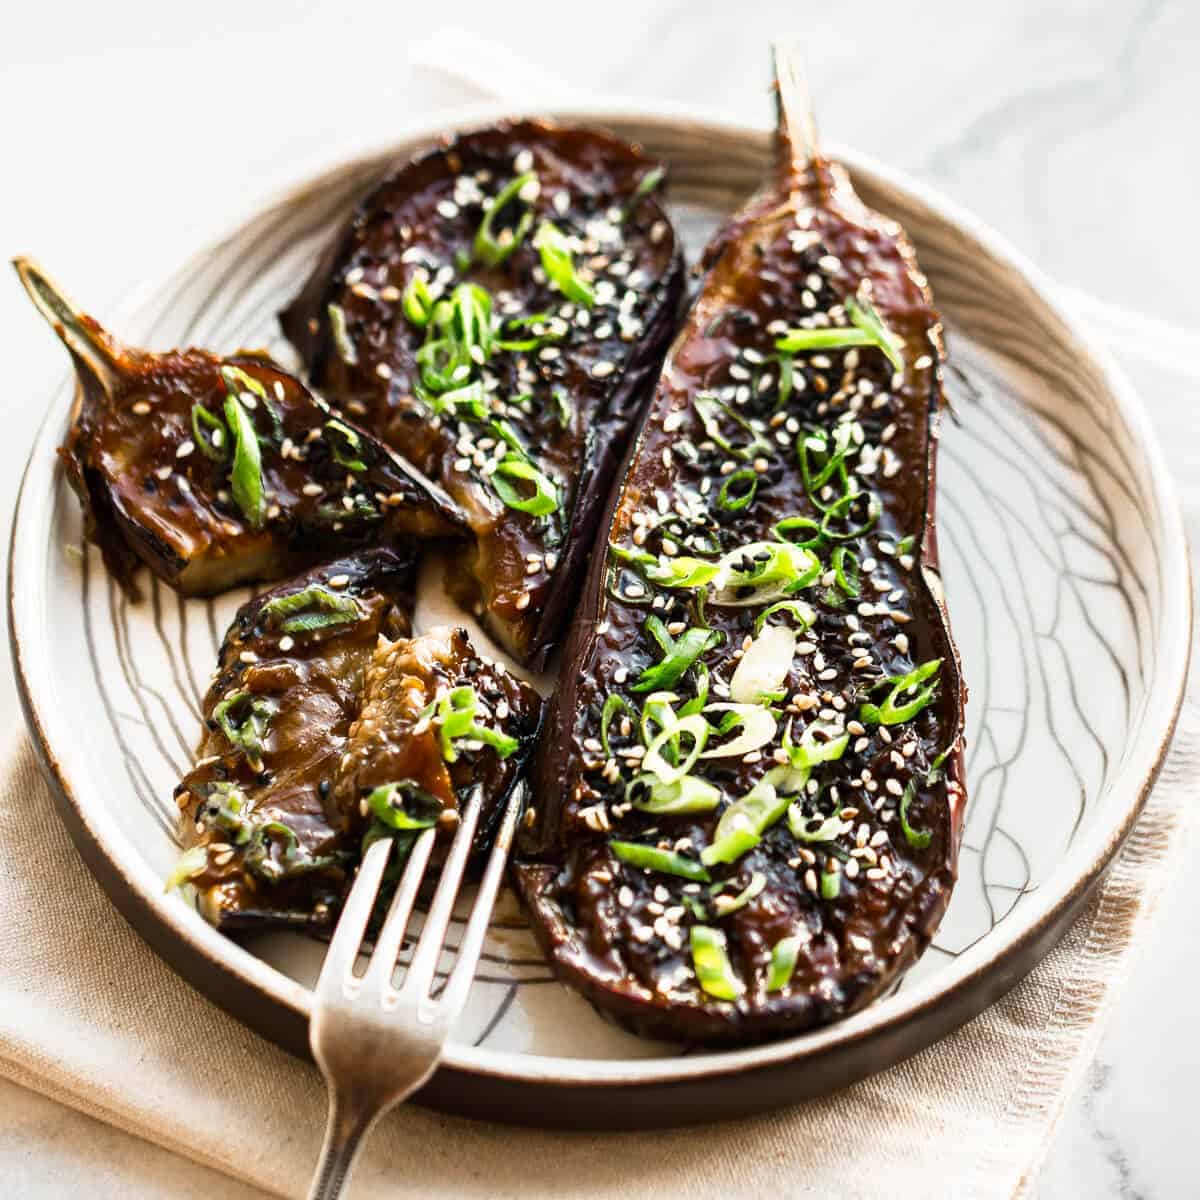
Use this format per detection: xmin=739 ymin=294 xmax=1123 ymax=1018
xmin=172 ymin=550 xmax=542 ymax=931
xmin=281 ymin=121 xmax=686 ymax=668
xmin=14 ymin=258 xmax=465 ymax=598
xmin=515 ymin=44 xmax=968 ymax=1043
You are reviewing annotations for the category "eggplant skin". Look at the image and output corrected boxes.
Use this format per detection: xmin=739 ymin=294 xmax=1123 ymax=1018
xmin=281 ymin=120 xmax=686 ymax=668
xmin=513 ymin=120 xmax=967 ymax=1041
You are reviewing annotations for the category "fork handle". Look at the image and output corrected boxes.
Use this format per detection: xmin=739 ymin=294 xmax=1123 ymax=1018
xmin=307 ymin=1091 xmax=382 ymax=1200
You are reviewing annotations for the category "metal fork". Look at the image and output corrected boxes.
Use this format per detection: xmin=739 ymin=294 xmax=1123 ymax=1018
xmin=306 ymin=782 xmax=525 ymax=1200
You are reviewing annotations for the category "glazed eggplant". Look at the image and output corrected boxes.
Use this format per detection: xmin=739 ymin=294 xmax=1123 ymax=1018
xmin=281 ymin=121 xmax=685 ymax=667
xmin=173 ymin=550 xmax=417 ymax=929
xmin=171 ymin=551 xmax=542 ymax=931
xmin=14 ymin=259 xmax=464 ymax=597
xmin=333 ymin=624 xmax=542 ymax=860
xmin=515 ymin=48 xmax=967 ymax=1043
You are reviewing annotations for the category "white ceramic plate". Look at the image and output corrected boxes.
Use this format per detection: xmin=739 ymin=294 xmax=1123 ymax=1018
xmin=10 ymin=102 xmax=1190 ymax=1126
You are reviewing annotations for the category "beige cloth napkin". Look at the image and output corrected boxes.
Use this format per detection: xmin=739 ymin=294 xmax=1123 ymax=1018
xmin=0 ymin=694 xmax=1195 ymax=1199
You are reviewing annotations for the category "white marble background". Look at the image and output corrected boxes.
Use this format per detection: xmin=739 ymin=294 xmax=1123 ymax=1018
xmin=1 ymin=1 xmax=1197 ymax=1195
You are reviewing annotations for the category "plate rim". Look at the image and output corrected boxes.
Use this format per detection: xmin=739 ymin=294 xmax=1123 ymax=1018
xmin=9 ymin=97 xmax=1193 ymax=1101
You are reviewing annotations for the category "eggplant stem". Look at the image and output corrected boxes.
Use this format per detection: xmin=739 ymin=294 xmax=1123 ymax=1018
xmin=12 ymin=256 xmax=124 ymax=397
xmin=771 ymin=38 xmax=824 ymax=195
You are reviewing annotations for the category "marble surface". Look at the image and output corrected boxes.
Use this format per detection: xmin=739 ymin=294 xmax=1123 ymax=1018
xmin=1 ymin=1 xmax=1197 ymax=1195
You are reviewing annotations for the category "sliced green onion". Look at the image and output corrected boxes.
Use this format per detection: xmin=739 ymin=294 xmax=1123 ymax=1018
xmin=712 ymin=871 xmax=766 ymax=917
xmin=690 ymin=925 xmax=742 ymax=1000
xmin=775 ymin=326 xmax=876 ymax=355
xmin=258 ymin=584 xmax=362 ymax=634
xmin=600 ymin=693 xmax=636 ymax=757
xmin=435 ymin=381 xmax=489 ymax=421
xmin=899 ymin=779 xmax=933 ymax=849
xmin=711 ymin=541 xmax=821 ymax=608
xmin=699 ymin=703 xmax=778 ymax=760
xmin=860 ymin=659 xmax=942 ymax=726
xmin=212 ymin=691 xmax=273 ymax=762
xmin=729 ymin=624 xmax=796 ymax=704
xmin=610 ymin=840 xmax=711 ymax=882
xmin=492 ymin=455 xmax=559 ymax=516
xmin=774 ymin=514 xmax=823 ymax=549
xmin=767 ymin=935 xmax=802 ymax=991
xmin=165 ymin=845 xmax=209 ymax=892
xmin=424 ymin=684 xmax=519 ymax=763
xmin=326 ymin=303 xmax=358 ymax=365
xmin=644 ymin=556 xmax=722 ymax=590
xmin=534 ymin=221 xmax=594 ymax=306
xmin=553 ymin=387 xmax=572 ymax=429
xmin=775 ymin=294 xmax=902 ymax=372
xmin=642 ymin=712 xmax=709 ymax=784
xmin=366 ymin=781 xmax=443 ymax=831
xmin=754 ymin=599 xmax=816 ymax=635
xmin=820 ymin=487 xmax=881 ymax=542
xmin=627 ymin=773 xmax=721 ymax=815
xmin=895 ymin=535 xmax=916 ymax=556
xmin=820 ymin=867 xmax=842 ymax=900
xmin=797 ymin=423 xmax=857 ymax=513
xmin=401 ymin=273 xmax=435 ymax=327
xmin=325 ymin=419 xmax=368 ymax=472
xmin=474 ymin=172 xmax=538 ymax=266
xmin=693 ymin=393 xmax=769 ymax=461
xmin=191 ymin=404 xmax=227 ymax=461
xmin=782 ymin=717 xmax=850 ymax=770
xmin=846 ymin=295 xmax=904 ymax=372
xmin=832 ymin=546 xmax=860 ymax=597
xmin=717 ymin=468 xmax=759 ymax=512
xmin=775 ymin=352 xmax=795 ymax=410
xmin=220 ymin=365 xmax=268 ymax=402
xmin=702 ymin=765 xmax=805 ymax=866
xmin=622 ymin=164 xmax=665 ymax=220
xmin=787 ymin=804 xmax=844 ymax=843
xmin=222 ymin=392 xmax=265 ymax=528
xmin=633 ymin=618 xmax=718 ymax=693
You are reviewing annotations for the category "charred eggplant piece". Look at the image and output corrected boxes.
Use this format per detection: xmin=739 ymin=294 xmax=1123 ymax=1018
xmin=515 ymin=48 xmax=967 ymax=1043
xmin=14 ymin=259 xmax=464 ymax=597
xmin=281 ymin=121 xmax=685 ymax=667
xmin=173 ymin=550 xmax=416 ymax=930
xmin=171 ymin=552 xmax=542 ymax=931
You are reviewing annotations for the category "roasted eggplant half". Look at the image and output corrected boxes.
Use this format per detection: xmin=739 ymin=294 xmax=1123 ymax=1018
xmin=515 ymin=48 xmax=967 ymax=1043
xmin=171 ymin=551 xmax=542 ymax=931
xmin=281 ymin=121 xmax=686 ymax=667
xmin=14 ymin=259 xmax=464 ymax=597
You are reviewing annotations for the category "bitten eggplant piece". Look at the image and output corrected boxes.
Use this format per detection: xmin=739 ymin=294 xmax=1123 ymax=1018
xmin=173 ymin=550 xmax=417 ymax=930
xmin=281 ymin=121 xmax=686 ymax=667
xmin=171 ymin=552 xmax=542 ymax=931
xmin=14 ymin=259 xmax=464 ymax=597
xmin=515 ymin=48 xmax=967 ymax=1044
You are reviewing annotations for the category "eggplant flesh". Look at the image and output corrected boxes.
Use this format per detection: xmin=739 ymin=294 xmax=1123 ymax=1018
xmin=281 ymin=121 xmax=686 ymax=668
xmin=14 ymin=260 xmax=464 ymax=598
xmin=173 ymin=551 xmax=541 ymax=932
xmin=516 ymin=58 xmax=967 ymax=1043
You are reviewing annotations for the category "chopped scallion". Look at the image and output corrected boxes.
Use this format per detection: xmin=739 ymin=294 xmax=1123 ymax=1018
xmin=690 ymin=925 xmax=742 ymax=1000
xmin=610 ymin=840 xmax=711 ymax=882
xmin=534 ymin=221 xmax=595 ymax=306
